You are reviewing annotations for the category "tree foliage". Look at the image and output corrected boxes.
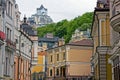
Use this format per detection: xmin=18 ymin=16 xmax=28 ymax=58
xmin=37 ymin=12 xmax=93 ymax=43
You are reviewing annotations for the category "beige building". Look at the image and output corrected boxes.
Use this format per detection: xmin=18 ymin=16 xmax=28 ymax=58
xmin=46 ymin=39 xmax=93 ymax=80
xmin=109 ymin=0 xmax=120 ymax=80
xmin=91 ymin=0 xmax=112 ymax=80
xmin=46 ymin=45 xmax=66 ymax=80
xmin=66 ymin=39 xmax=93 ymax=80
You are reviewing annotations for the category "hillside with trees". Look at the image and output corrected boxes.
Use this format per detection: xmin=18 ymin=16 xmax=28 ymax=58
xmin=37 ymin=12 xmax=93 ymax=43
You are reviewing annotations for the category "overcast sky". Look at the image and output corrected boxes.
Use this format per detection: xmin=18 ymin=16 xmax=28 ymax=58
xmin=16 ymin=0 xmax=97 ymax=22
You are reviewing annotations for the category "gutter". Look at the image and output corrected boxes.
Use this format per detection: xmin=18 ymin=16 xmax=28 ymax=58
xmin=18 ymin=32 xmax=22 ymax=80
xmin=29 ymin=41 xmax=33 ymax=80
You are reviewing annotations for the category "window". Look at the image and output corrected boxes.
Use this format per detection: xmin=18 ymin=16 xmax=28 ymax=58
xmin=50 ymin=55 xmax=52 ymax=62
xmin=57 ymin=54 xmax=59 ymax=61
xmin=4 ymin=57 xmax=10 ymax=76
xmin=14 ymin=61 xmax=16 ymax=79
xmin=63 ymin=68 xmax=66 ymax=77
xmin=72 ymin=78 xmax=77 ymax=80
xmin=9 ymin=29 xmax=11 ymax=40
xmin=7 ymin=1 xmax=13 ymax=18
xmin=6 ymin=27 xmax=12 ymax=40
xmin=11 ymin=3 xmax=13 ymax=17
xmin=56 ymin=68 xmax=59 ymax=76
xmin=63 ymin=52 xmax=66 ymax=60
xmin=50 ymin=69 xmax=52 ymax=76
xmin=6 ymin=28 xmax=9 ymax=39
xmin=8 ymin=1 xmax=10 ymax=15
xmin=113 ymin=56 xmax=120 ymax=80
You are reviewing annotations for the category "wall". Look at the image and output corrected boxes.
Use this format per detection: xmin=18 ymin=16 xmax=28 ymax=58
xmin=67 ymin=46 xmax=92 ymax=76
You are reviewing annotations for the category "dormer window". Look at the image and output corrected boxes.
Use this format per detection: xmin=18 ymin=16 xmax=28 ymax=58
xmin=97 ymin=1 xmax=104 ymax=8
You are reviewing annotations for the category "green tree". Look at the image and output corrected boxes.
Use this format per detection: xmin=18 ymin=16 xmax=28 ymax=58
xmin=37 ymin=12 xmax=93 ymax=43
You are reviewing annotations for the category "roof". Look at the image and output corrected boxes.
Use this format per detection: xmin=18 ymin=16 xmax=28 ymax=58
xmin=37 ymin=5 xmax=47 ymax=11
xmin=38 ymin=37 xmax=59 ymax=42
xmin=96 ymin=0 xmax=109 ymax=9
xmin=67 ymin=39 xmax=93 ymax=46
xmin=20 ymin=17 xmax=37 ymax=36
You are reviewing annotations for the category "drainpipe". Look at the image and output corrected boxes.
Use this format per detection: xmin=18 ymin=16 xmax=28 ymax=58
xmin=44 ymin=50 xmax=47 ymax=80
xmin=18 ymin=31 xmax=22 ymax=80
xmin=29 ymin=42 xmax=33 ymax=80
xmin=65 ymin=45 xmax=67 ymax=80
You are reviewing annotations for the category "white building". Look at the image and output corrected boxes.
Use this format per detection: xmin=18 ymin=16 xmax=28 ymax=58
xmin=0 ymin=0 xmax=6 ymax=79
xmin=0 ymin=0 xmax=17 ymax=79
xmin=0 ymin=0 xmax=38 ymax=80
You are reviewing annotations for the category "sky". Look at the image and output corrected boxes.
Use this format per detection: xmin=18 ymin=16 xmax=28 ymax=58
xmin=16 ymin=0 xmax=97 ymax=22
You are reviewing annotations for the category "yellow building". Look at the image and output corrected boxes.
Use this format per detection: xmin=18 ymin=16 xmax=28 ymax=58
xmin=91 ymin=0 xmax=112 ymax=80
xmin=31 ymin=47 xmax=46 ymax=80
xmin=46 ymin=39 xmax=93 ymax=80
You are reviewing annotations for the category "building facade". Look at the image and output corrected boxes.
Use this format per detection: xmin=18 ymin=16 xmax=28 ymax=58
xmin=46 ymin=45 xmax=66 ymax=80
xmin=31 ymin=33 xmax=65 ymax=80
xmin=18 ymin=16 xmax=38 ymax=80
xmin=91 ymin=0 xmax=112 ymax=80
xmin=66 ymin=39 xmax=93 ymax=80
xmin=46 ymin=39 xmax=93 ymax=80
xmin=109 ymin=0 xmax=120 ymax=80
xmin=0 ymin=0 xmax=38 ymax=80
xmin=0 ymin=0 xmax=7 ymax=79
xmin=0 ymin=0 xmax=17 ymax=79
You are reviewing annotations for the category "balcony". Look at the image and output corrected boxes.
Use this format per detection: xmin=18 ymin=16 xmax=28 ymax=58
xmin=0 ymin=31 xmax=6 ymax=41
xmin=110 ymin=13 xmax=120 ymax=32
xmin=6 ymin=39 xmax=16 ymax=49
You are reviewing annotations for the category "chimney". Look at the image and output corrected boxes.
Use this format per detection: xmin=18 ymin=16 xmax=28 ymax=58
xmin=23 ymin=15 xmax=27 ymax=23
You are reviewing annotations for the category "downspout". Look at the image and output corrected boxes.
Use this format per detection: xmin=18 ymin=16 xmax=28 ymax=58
xmin=30 ymin=41 xmax=33 ymax=80
xmin=44 ymin=50 xmax=47 ymax=80
xmin=65 ymin=45 xmax=67 ymax=80
xmin=18 ymin=31 xmax=22 ymax=80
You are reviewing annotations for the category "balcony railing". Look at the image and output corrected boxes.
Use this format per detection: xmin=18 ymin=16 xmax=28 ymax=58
xmin=6 ymin=38 xmax=16 ymax=49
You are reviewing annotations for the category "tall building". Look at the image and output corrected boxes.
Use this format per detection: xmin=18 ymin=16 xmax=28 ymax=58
xmin=0 ymin=0 xmax=38 ymax=80
xmin=0 ymin=0 xmax=17 ymax=79
xmin=0 ymin=0 xmax=7 ymax=79
xmin=28 ymin=5 xmax=53 ymax=27
xmin=109 ymin=0 xmax=120 ymax=80
xmin=20 ymin=16 xmax=38 ymax=80
xmin=91 ymin=0 xmax=112 ymax=80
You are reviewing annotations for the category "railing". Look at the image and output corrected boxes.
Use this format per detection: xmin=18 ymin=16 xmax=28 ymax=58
xmin=6 ymin=38 xmax=16 ymax=49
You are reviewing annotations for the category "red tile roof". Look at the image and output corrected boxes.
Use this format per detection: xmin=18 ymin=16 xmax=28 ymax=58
xmin=68 ymin=39 xmax=93 ymax=46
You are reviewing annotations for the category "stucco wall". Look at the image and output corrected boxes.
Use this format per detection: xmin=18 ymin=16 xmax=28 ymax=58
xmin=67 ymin=46 xmax=92 ymax=76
